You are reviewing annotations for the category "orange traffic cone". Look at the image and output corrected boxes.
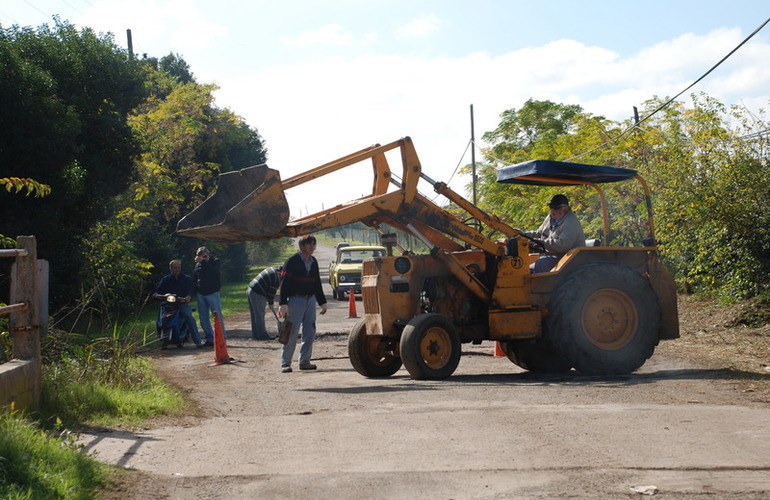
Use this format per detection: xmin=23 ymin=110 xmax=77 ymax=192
xmin=211 ymin=311 xmax=234 ymax=365
xmin=494 ymin=341 xmax=505 ymax=357
xmin=348 ymin=289 xmax=358 ymax=318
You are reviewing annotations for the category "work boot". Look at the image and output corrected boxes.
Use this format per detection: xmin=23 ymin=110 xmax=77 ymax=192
xmin=299 ymin=363 xmax=317 ymax=370
xmin=281 ymin=366 xmax=292 ymax=373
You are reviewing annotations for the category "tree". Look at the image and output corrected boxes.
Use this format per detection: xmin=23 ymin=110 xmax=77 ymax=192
xmin=0 ymin=20 xmax=147 ymax=306
xmin=482 ymin=99 xmax=585 ymax=160
xmin=618 ymin=94 xmax=770 ymax=299
xmin=477 ymin=94 xmax=770 ymax=301
xmin=80 ymin=59 xmax=268 ymax=318
xmin=475 ymin=100 xmax=616 ymax=239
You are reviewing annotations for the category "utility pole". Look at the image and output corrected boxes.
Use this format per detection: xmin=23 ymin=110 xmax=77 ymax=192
xmin=470 ymin=104 xmax=477 ymax=206
xmin=126 ymin=29 xmax=134 ymax=61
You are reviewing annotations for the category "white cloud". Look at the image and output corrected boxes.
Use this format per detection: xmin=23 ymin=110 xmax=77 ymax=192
xmin=78 ymin=0 xmax=228 ymax=55
xmin=281 ymin=24 xmax=353 ymax=47
xmin=396 ymin=14 xmax=444 ymax=39
xmin=214 ymin=26 xmax=770 ymax=215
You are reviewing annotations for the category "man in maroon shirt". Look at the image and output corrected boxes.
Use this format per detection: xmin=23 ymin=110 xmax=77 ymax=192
xmin=278 ymin=235 xmax=327 ymax=372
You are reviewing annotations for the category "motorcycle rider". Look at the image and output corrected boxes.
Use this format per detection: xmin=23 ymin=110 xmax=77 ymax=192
xmin=154 ymin=259 xmax=203 ymax=347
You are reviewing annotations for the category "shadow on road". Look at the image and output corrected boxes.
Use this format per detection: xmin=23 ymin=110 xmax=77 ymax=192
xmin=300 ymin=367 xmax=770 ymax=395
xmin=445 ymin=367 xmax=770 ymax=387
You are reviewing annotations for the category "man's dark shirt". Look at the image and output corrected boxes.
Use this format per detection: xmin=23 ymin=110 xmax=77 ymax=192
xmin=279 ymin=252 xmax=326 ymax=306
xmin=194 ymin=257 xmax=221 ymax=295
xmin=156 ymin=273 xmax=195 ymax=297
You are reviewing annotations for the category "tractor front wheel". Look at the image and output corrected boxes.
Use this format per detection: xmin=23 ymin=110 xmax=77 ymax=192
xmin=348 ymin=319 xmax=402 ymax=377
xmin=400 ymin=314 xmax=461 ymax=380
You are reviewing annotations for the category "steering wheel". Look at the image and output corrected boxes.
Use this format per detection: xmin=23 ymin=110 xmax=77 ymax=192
xmin=513 ymin=229 xmax=546 ymax=253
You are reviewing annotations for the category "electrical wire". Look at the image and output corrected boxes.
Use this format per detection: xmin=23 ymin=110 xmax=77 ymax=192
xmin=428 ymin=139 xmax=473 ymax=203
xmin=567 ymin=16 xmax=770 ymax=161
xmin=0 ymin=9 xmax=20 ymax=25
xmin=22 ymin=0 xmax=50 ymax=18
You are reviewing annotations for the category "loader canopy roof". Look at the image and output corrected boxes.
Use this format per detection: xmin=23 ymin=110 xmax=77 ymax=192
xmin=496 ymin=159 xmax=637 ymax=186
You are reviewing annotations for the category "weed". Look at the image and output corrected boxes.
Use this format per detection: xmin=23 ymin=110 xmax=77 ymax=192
xmin=0 ymin=410 xmax=107 ymax=499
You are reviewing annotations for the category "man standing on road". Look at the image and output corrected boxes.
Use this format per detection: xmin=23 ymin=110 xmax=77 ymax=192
xmin=278 ymin=235 xmax=327 ymax=373
xmin=194 ymin=246 xmax=226 ymax=346
xmin=247 ymin=266 xmax=282 ymax=340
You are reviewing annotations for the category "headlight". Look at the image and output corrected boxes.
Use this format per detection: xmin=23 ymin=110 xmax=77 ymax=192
xmin=394 ymin=256 xmax=411 ymax=274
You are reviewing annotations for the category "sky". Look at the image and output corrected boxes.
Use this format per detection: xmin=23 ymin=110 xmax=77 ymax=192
xmin=2 ymin=0 xmax=770 ymax=217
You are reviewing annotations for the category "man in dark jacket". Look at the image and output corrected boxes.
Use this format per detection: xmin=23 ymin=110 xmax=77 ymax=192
xmin=277 ymin=235 xmax=327 ymax=372
xmin=153 ymin=259 xmax=202 ymax=347
xmin=247 ymin=266 xmax=282 ymax=340
xmin=194 ymin=247 xmax=225 ymax=345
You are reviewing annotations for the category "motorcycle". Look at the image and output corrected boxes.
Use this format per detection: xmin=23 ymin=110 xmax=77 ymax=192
xmin=156 ymin=294 xmax=191 ymax=349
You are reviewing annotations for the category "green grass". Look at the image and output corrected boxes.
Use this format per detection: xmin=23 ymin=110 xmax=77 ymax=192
xmin=0 ymin=259 xmax=309 ymax=498
xmin=1 ymin=333 xmax=189 ymax=497
xmin=40 ymin=354 xmax=188 ymax=429
xmin=0 ymin=411 xmax=107 ymax=499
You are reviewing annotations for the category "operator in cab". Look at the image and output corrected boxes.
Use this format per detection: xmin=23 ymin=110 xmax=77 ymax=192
xmin=524 ymin=194 xmax=586 ymax=273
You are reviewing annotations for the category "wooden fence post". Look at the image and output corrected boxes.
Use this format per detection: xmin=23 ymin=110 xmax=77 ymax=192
xmin=9 ymin=236 xmax=42 ymax=408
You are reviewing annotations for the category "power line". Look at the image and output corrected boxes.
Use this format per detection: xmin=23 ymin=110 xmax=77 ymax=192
xmin=22 ymin=0 xmax=51 ymax=19
xmin=59 ymin=0 xmax=84 ymax=16
xmin=0 ymin=9 xmax=20 ymax=25
xmin=566 ymin=16 xmax=770 ymax=162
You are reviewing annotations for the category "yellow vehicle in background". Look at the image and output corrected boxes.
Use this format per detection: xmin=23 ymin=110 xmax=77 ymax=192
xmin=329 ymin=245 xmax=387 ymax=301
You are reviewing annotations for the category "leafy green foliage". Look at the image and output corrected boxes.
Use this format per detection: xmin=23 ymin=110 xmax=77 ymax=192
xmin=78 ymin=57 xmax=267 ymax=320
xmin=0 ymin=177 xmax=51 ymax=248
xmin=477 ymin=96 xmax=770 ymax=302
xmin=37 ymin=325 xmax=187 ymax=428
xmin=80 ymin=209 xmax=155 ymax=320
xmin=245 ymin=239 xmax=294 ymax=268
xmin=0 ymin=178 xmax=51 ymax=197
xmin=0 ymin=19 xmax=147 ymax=305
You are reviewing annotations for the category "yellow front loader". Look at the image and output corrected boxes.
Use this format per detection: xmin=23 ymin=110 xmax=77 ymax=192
xmin=178 ymin=137 xmax=678 ymax=379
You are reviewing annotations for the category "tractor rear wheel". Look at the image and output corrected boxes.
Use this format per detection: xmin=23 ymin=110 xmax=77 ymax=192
xmin=400 ymin=314 xmax=460 ymax=380
xmin=348 ymin=319 xmax=402 ymax=377
xmin=501 ymin=338 xmax=572 ymax=373
xmin=547 ymin=263 xmax=660 ymax=375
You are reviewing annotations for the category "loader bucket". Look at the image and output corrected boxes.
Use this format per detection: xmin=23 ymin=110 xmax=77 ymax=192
xmin=176 ymin=164 xmax=289 ymax=243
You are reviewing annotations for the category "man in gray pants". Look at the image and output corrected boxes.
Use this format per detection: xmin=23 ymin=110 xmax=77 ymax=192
xmin=247 ymin=266 xmax=282 ymax=340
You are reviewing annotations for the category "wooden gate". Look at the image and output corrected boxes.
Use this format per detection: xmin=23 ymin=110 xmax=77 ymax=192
xmin=0 ymin=236 xmax=48 ymax=413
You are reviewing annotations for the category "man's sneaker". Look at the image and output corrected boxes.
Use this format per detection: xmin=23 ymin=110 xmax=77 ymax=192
xmin=281 ymin=366 xmax=292 ymax=373
xmin=299 ymin=363 xmax=317 ymax=371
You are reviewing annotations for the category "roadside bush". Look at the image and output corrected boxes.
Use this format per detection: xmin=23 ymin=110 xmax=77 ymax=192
xmin=38 ymin=326 xmax=186 ymax=429
xmin=245 ymin=238 xmax=293 ymax=266
xmin=0 ymin=410 xmax=106 ymax=499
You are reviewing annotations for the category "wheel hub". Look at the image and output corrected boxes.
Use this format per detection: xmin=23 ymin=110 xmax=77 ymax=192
xmin=420 ymin=327 xmax=451 ymax=369
xmin=582 ymin=288 xmax=638 ymax=350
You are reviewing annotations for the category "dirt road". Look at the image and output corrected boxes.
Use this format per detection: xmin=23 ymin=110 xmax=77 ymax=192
xmin=87 ymin=244 xmax=770 ymax=499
